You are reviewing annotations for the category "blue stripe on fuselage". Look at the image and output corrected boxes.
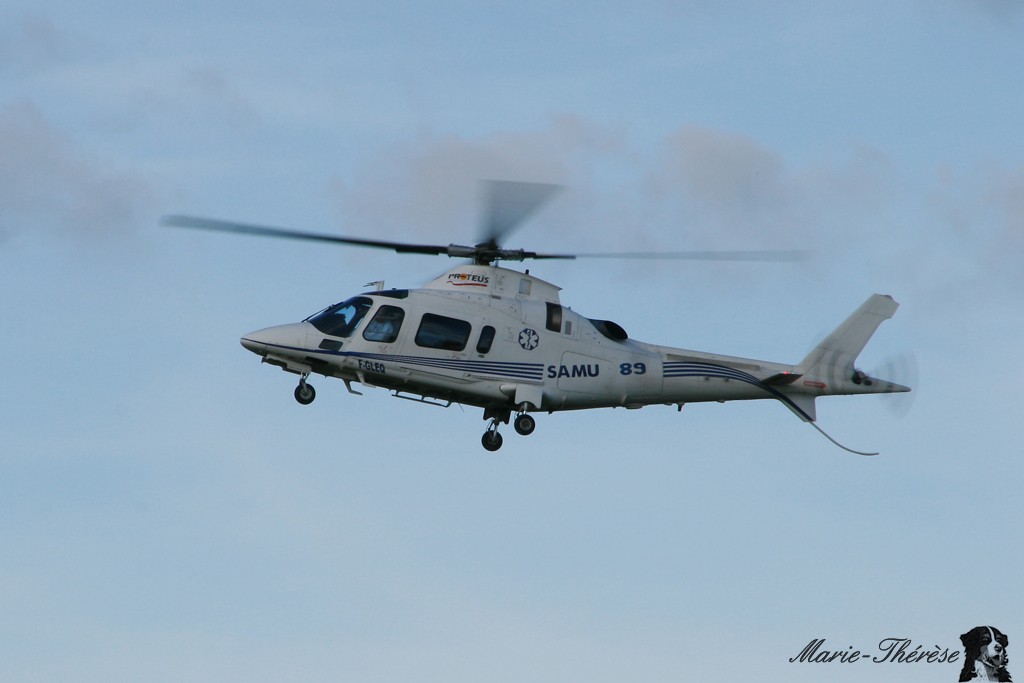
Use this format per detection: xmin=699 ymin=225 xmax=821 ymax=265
xmin=662 ymin=361 xmax=813 ymax=421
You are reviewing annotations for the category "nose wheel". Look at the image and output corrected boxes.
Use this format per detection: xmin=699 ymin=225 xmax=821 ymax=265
xmin=294 ymin=377 xmax=316 ymax=405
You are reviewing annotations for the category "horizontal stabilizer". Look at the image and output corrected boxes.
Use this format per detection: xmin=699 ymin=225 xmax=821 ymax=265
xmin=763 ymin=371 xmax=802 ymax=386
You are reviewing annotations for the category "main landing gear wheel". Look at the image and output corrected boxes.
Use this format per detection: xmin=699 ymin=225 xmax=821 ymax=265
xmin=294 ymin=381 xmax=316 ymax=405
xmin=513 ymin=413 xmax=536 ymax=436
xmin=481 ymin=429 xmax=503 ymax=452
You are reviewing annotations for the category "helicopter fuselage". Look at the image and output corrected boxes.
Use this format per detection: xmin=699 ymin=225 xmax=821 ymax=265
xmin=240 ymin=264 xmax=907 ymax=448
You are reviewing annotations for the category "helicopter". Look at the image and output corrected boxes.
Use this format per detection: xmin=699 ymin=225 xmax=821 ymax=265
xmin=164 ymin=180 xmax=910 ymax=454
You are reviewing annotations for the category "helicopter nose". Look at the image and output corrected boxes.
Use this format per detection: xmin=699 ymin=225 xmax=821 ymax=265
xmin=240 ymin=323 xmax=309 ymax=356
xmin=240 ymin=333 xmax=266 ymax=354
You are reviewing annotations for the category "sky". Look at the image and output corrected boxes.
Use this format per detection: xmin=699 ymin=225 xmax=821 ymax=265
xmin=1 ymin=1 xmax=1022 ymax=681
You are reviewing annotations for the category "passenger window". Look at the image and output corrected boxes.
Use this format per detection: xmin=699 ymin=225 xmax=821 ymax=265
xmin=476 ymin=325 xmax=496 ymax=354
xmin=363 ymin=305 xmax=405 ymax=343
xmin=415 ymin=313 xmax=471 ymax=351
xmin=546 ymin=302 xmax=563 ymax=332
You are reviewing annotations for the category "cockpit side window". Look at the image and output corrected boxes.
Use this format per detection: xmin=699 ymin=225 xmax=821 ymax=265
xmin=306 ymin=296 xmax=373 ymax=337
xmin=363 ymin=305 xmax=405 ymax=343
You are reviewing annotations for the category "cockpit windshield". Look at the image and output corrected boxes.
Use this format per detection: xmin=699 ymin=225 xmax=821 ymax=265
xmin=306 ymin=296 xmax=373 ymax=337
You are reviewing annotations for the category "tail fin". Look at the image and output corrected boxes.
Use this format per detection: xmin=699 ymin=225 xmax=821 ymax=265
xmin=795 ymin=294 xmax=909 ymax=398
xmin=777 ymin=294 xmax=910 ymax=455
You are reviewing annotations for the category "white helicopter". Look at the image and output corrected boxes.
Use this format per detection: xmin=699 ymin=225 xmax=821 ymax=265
xmin=165 ymin=181 xmax=910 ymax=454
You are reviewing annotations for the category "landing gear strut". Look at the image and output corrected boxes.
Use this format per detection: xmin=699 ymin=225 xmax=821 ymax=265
xmin=294 ymin=376 xmax=316 ymax=405
xmin=479 ymin=404 xmax=538 ymax=451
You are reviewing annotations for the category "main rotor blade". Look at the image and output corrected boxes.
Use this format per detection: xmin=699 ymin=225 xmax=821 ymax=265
xmin=162 ymin=215 xmax=453 ymax=256
xmin=572 ymin=249 xmax=810 ymax=262
xmin=163 ymin=214 xmax=807 ymax=264
xmin=480 ymin=180 xmax=562 ymax=248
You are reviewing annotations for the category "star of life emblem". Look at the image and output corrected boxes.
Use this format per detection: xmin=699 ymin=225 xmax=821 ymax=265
xmin=518 ymin=328 xmax=539 ymax=350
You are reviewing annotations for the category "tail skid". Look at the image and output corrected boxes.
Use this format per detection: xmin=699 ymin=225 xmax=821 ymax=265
xmin=808 ymin=421 xmax=878 ymax=456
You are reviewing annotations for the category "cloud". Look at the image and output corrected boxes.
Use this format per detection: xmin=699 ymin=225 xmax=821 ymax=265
xmin=958 ymin=0 xmax=1023 ymax=21
xmin=647 ymin=125 xmax=911 ymax=257
xmin=652 ymin=125 xmax=798 ymax=247
xmin=327 ymin=116 xmax=633 ymax=243
xmin=662 ymin=126 xmax=786 ymax=208
xmin=0 ymin=102 xmax=152 ymax=241
xmin=925 ymin=162 xmax=1024 ymax=290
xmin=324 ymin=116 xmax=1021 ymax=302
xmin=0 ymin=15 xmax=80 ymax=75
xmin=985 ymin=165 xmax=1024 ymax=256
xmin=330 ymin=117 xmax=901 ymax=243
